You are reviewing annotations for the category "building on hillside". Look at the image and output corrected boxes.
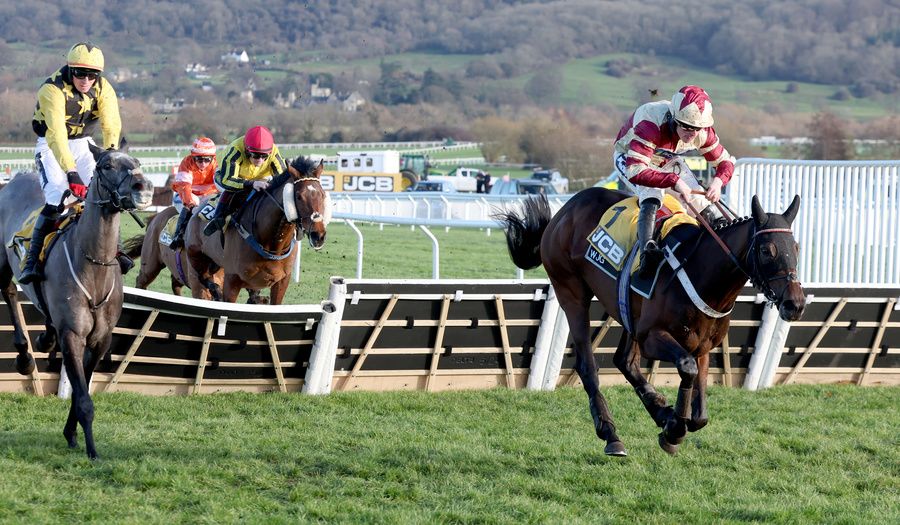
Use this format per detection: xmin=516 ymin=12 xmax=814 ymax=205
xmin=221 ymin=49 xmax=250 ymax=64
xmin=150 ymin=97 xmax=190 ymax=114
xmin=341 ymin=91 xmax=366 ymax=112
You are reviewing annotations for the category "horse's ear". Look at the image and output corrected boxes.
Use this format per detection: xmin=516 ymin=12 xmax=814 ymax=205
xmin=782 ymin=194 xmax=800 ymax=225
xmin=88 ymin=142 xmax=106 ymax=161
xmin=287 ymin=165 xmax=301 ymax=179
xmin=751 ymin=195 xmax=767 ymax=226
xmin=314 ymin=159 xmax=324 ymax=178
xmin=119 ymin=136 xmax=129 ymax=153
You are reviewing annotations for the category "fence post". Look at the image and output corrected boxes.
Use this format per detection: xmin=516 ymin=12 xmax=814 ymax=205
xmin=303 ymin=277 xmax=347 ymax=394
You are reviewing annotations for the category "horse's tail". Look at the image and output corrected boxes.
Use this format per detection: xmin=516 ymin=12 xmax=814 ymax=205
xmin=493 ymin=195 xmax=551 ymax=270
xmin=122 ymin=234 xmax=145 ymax=259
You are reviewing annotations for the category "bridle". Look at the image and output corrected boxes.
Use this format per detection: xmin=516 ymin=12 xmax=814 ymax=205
xmin=260 ymin=175 xmax=325 ymax=238
xmin=746 ymin=227 xmax=799 ymax=305
xmin=680 ymin=194 xmax=798 ymax=308
xmin=87 ymin=155 xmax=144 ymax=213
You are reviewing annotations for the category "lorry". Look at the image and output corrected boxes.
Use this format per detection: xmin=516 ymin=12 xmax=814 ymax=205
xmin=424 ymin=166 xmax=487 ymax=193
xmin=320 ymin=151 xmax=415 ymax=192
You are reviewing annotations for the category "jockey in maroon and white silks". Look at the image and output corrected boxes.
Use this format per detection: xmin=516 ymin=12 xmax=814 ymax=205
xmin=612 ymin=85 xmax=736 ymax=278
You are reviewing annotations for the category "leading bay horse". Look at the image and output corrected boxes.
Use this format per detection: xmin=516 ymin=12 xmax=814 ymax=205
xmin=123 ymin=208 xmax=266 ymax=303
xmin=495 ymin=188 xmax=806 ymax=456
xmin=187 ymin=156 xmax=328 ymax=304
xmin=0 ymin=145 xmax=153 ymax=459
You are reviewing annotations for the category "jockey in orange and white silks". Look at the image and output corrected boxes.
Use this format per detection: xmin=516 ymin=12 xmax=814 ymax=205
xmin=168 ymin=137 xmax=218 ymax=249
xmin=612 ymin=85 xmax=736 ymax=278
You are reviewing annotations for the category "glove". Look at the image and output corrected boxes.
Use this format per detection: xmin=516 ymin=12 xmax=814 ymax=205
xmin=251 ymin=180 xmax=270 ymax=191
xmin=67 ymin=171 xmax=88 ymax=199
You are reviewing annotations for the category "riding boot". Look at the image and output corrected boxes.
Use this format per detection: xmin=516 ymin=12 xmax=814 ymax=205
xmin=700 ymin=205 xmax=729 ymax=229
xmin=637 ymin=199 xmax=663 ymax=279
xmin=169 ymin=207 xmax=191 ymax=249
xmin=116 ymin=243 xmax=134 ymax=275
xmin=203 ymin=191 xmax=236 ymax=236
xmin=18 ymin=206 xmax=60 ymax=285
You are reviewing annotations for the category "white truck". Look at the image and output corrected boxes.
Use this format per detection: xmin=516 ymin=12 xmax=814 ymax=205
xmin=425 ymin=166 xmax=485 ymax=193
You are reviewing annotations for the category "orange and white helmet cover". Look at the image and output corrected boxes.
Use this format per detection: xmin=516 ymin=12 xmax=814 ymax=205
xmin=190 ymin=137 xmax=217 ymax=156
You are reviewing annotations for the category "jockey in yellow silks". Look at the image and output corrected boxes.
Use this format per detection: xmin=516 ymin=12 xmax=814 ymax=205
xmin=202 ymin=126 xmax=288 ymax=236
xmin=20 ymin=42 xmax=124 ymax=285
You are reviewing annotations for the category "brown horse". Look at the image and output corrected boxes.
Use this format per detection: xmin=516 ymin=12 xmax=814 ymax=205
xmin=495 ymin=188 xmax=806 ymax=456
xmin=0 ymin=145 xmax=153 ymax=459
xmin=123 ymin=206 xmax=205 ymax=296
xmin=187 ymin=156 xmax=328 ymax=304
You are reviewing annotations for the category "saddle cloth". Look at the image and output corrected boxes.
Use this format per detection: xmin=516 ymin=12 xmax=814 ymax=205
xmin=197 ymin=193 xmax=220 ymax=221
xmin=8 ymin=205 xmax=84 ymax=270
xmin=584 ymin=194 xmax=697 ymax=281
xmin=157 ymin=214 xmax=180 ymax=247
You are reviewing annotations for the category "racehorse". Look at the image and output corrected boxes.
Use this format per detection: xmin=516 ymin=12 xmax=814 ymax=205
xmin=187 ymin=156 xmax=328 ymax=305
xmin=0 ymin=144 xmax=153 ymax=459
xmin=122 ymin=208 xmax=266 ymax=303
xmin=495 ymin=188 xmax=806 ymax=456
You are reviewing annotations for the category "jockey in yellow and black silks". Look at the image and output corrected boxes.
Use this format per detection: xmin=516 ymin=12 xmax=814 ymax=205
xmin=203 ymin=126 xmax=288 ymax=236
xmin=20 ymin=42 xmax=125 ymax=285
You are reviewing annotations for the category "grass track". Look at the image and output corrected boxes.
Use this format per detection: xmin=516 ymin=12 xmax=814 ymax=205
xmin=0 ymin=385 xmax=897 ymax=523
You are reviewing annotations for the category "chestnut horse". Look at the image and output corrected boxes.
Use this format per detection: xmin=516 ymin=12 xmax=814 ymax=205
xmin=187 ymin=156 xmax=328 ymax=304
xmin=495 ymin=188 xmax=806 ymax=456
xmin=123 ymin=208 xmax=266 ymax=303
xmin=0 ymin=145 xmax=153 ymax=459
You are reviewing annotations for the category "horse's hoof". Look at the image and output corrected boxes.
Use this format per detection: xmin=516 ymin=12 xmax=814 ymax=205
xmin=36 ymin=332 xmax=56 ymax=352
xmin=658 ymin=432 xmax=679 ymax=455
xmin=604 ymin=441 xmax=628 ymax=457
xmin=15 ymin=354 xmax=35 ymax=375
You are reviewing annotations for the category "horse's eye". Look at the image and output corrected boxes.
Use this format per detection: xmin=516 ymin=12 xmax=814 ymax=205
xmin=760 ymin=243 xmax=777 ymax=261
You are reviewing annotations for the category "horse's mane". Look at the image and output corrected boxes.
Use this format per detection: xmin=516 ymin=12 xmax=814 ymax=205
xmin=289 ymin=155 xmax=318 ymax=176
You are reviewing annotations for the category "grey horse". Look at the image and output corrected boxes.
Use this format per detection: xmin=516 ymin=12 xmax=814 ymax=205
xmin=0 ymin=144 xmax=153 ymax=459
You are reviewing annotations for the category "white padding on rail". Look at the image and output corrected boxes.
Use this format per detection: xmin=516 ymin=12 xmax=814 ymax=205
xmin=744 ymin=304 xmax=782 ymax=390
xmin=527 ymin=286 xmax=559 ymax=391
xmin=303 ymin=277 xmax=347 ymax=394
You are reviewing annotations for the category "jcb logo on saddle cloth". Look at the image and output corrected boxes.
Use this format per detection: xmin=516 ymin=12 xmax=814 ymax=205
xmin=588 ymin=228 xmax=626 ymax=266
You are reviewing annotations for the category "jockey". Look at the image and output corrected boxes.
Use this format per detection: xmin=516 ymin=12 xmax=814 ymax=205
xmin=169 ymin=137 xmax=218 ymax=249
xmin=202 ymin=126 xmax=288 ymax=236
xmin=21 ymin=42 xmax=129 ymax=285
xmin=613 ymin=85 xmax=736 ymax=278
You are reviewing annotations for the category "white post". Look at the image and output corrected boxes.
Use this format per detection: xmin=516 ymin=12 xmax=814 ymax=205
xmin=302 ymin=277 xmax=347 ymax=394
xmin=527 ymin=286 xmax=559 ymax=390
xmin=759 ymin=316 xmax=791 ymax=389
xmin=744 ymin=302 xmax=778 ymax=390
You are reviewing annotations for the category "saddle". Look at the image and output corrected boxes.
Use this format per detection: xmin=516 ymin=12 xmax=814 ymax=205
xmin=8 ymin=205 xmax=84 ymax=270
xmin=584 ymin=194 xmax=697 ymax=296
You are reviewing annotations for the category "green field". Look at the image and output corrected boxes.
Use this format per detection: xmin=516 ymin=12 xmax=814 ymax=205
xmin=0 ymin=385 xmax=896 ymax=523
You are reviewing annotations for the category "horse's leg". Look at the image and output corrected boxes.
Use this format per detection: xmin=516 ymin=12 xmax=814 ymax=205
xmin=555 ymin=281 xmax=626 ymax=456
xmin=59 ymin=330 xmax=98 ymax=459
xmin=641 ymin=330 xmax=698 ymax=455
xmin=0 ymin=264 xmax=34 ymax=374
xmin=134 ymin=249 xmax=165 ymax=290
xmin=268 ymin=276 xmax=290 ymax=305
xmin=170 ymin=275 xmax=183 ymax=296
xmin=612 ymin=331 xmax=674 ymax=427
xmin=222 ymin=275 xmax=243 ymax=303
xmin=687 ymin=353 xmax=710 ymax=432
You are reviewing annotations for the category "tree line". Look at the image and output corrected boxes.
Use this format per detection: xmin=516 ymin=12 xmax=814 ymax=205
xmin=1 ymin=0 xmax=896 ymax=95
